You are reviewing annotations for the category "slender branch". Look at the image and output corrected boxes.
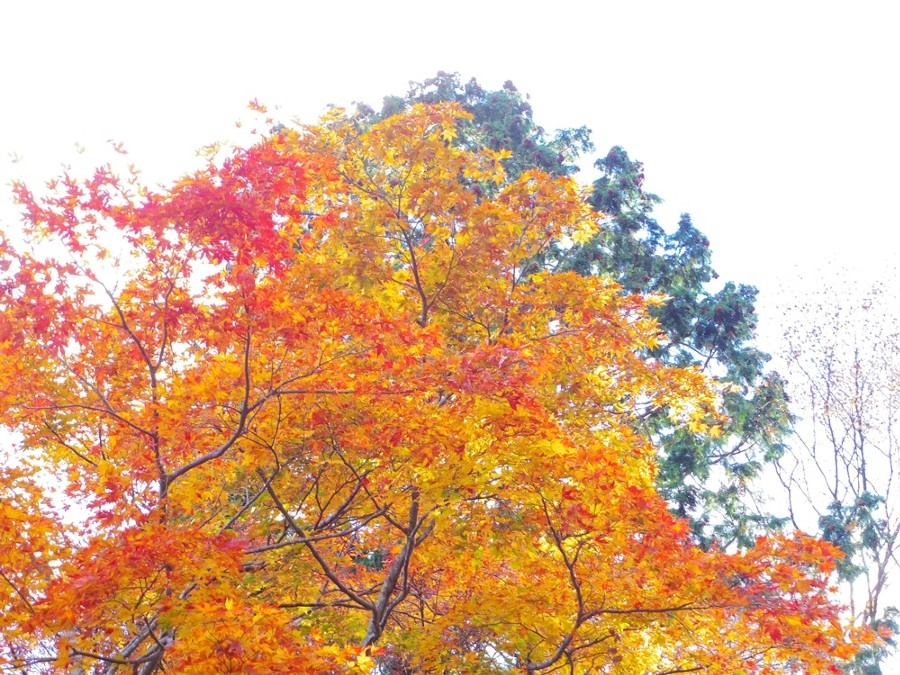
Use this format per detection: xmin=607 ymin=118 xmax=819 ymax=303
xmin=41 ymin=420 xmax=98 ymax=467
xmin=221 ymin=465 xmax=279 ymax=532
xmin=246 ymin=506 xmax=389 ymax=553
xmin=0 ymin=570 xmax=35 ymax=614
xmin=261 ymin=470 xmax=374 ymax=611
xmin=166 ymin=323 xmax=254 ymax=489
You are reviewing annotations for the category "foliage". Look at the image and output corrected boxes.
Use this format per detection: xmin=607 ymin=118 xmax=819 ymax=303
xmin=358 ymin=72 xmax=791 ymax=549
xmin=0 ymin=102 xmax=863 ymax=672
xmin=574 ymin=147 xmax=791 ymax=547
xmin=357 ymin=73 xmax=592 ymax=181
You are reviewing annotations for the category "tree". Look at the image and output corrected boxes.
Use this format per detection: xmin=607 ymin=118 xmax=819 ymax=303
xmin=0 ymin=102 xmax=862 ymax=673
xmin=777 ymin=280 xmax=900 ymax=673
xmin=353 ymin=72 xmax=791 ymax=549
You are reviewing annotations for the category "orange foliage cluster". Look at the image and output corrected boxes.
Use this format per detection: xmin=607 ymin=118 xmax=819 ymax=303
xmin=0 ymin=104 xmax=866 ymax=672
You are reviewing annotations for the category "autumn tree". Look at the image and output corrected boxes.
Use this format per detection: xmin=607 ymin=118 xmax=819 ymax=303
xmin=777 ymin=279 xmax=900 ymax=673
xmin=353 ymin=72 xmax=791 ymax=548
xmin=0 ymin=102 xmax=862 ymax=673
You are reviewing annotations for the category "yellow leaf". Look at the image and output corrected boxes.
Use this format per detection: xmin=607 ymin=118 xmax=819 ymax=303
xmin=571 ymin=218 xmax=600 ymax=244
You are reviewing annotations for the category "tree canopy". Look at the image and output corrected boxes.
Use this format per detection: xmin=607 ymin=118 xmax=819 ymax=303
xmin=356 ymin=72 xmax=792 ymax=549
xmin=0 ymin=100 xmax=864 ymax=672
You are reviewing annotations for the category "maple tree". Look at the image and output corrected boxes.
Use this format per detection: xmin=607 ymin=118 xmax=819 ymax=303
xmin=0 ymin=102 xmax=864 ymax=673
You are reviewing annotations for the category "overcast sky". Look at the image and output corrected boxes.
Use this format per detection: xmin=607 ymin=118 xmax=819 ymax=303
xmin=2 ymin=3 xmax=898 ymax=395
xmin=3 ymin=1 xmax=897 ymax=359
xmin=1 ymin=11 xmax=897 ymax=379
xmin=3 ymin=2 xmax=897 ymax=280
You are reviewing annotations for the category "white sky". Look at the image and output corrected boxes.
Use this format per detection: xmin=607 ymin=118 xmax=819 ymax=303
xmin=2 ymin=0 xmax=900 ymax=658
xmin=2 ymin=1 xmax=898 ymax=355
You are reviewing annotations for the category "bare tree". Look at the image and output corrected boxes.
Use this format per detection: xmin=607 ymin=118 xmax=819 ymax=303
xmin=776 ymin=278 xmax=900 ymax=670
